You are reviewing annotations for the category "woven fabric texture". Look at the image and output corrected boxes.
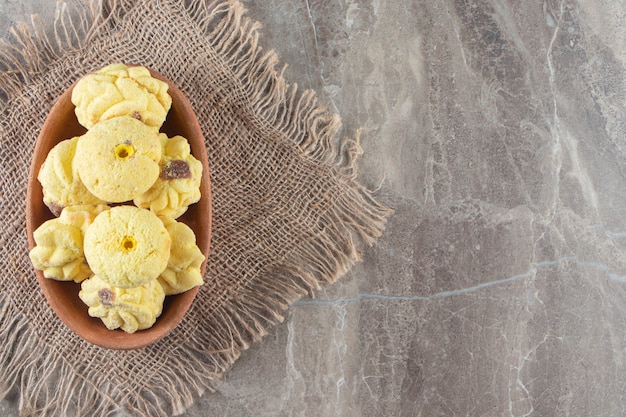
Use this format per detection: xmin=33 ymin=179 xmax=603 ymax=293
xmin=0 ymin=1 xmax=390 ymax=416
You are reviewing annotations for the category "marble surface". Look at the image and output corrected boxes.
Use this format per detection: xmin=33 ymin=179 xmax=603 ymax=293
xmin=1 ymin=0 xmax=626 ymax=416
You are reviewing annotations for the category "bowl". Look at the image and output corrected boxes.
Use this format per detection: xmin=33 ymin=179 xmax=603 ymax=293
xmin=25 ymin=66 xmax=212 ymax=349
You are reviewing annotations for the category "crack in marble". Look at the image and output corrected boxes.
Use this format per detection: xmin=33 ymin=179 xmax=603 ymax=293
xmin=302 ymin=0 xmax=324 ymax=84
xmin=587 ymin=223 xmax=626 ymax=241
xmin=545 ymin=1 xmax=600 ymax=215
xmin=294 ymin=0 xmax=320 ymax=86
xmin=604 ymin=230 xmax=626 ymax=240
xmin=332 ymin=304 xmax=349 ymax=413
xmin=303 ymin=0 xmax=319 ymax=52
xmin=544 ymin=0 xmax=564 ymax=225
xmin=294 ymin=255 xmax=624 ymax=307
xmin=281 ymin=320 xmax=306 ymax=415
xmin=508 ymin=334 xmax=564 ymax=417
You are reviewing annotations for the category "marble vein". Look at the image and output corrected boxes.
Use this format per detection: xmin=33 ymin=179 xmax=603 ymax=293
xmin=294 ymin=255 xmax=625 ymax=307
xmin=604 ymin=230 xmax=626 ymax=240
xmin=544 ymin=0 xmax=564 ymax=224
xmin=303 ymin=0 xmax=319 ymax=52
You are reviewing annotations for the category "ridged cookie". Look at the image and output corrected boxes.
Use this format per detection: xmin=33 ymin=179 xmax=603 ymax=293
xmin=134 ymin=135 xmax=202 ymax=218
xmin=38 ymin=137 xmax=105 ymax=216
xmin=71 ymin=63 xmax=172 ymax=129
xmin=158 ymin=216 xmax=205 ymax=295
xmin=29 ymin=218 xmax=91 ymax=283
xmin=79 ymin=275 xmax=165 ymax=333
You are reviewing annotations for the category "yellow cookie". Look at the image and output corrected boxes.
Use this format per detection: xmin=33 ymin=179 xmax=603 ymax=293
xmin=83 ymin=206 xmax=171 ymax=288
xmin=71 ymin=63 xmax=172 ymax=129
xmin=134 ymin=135 xmax=202 ymax=218
xmin=38 ymin=137 xmax=105 ymax=216
xmin=74 ymin=116 xmax=163 ymax=203
xmin=158 ymin=217 xmax=205 ymax=295
xmin=59 ymin=204 xmax=111 ymax=234
xmin=28 ymin=218 xmax=91 ymax=283
xmin=79 ymin=275 xmax=165 ymax=333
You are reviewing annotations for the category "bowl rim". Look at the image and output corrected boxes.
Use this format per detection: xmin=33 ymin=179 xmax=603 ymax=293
xmin=26 ymin=64 xmax=212 ymax=350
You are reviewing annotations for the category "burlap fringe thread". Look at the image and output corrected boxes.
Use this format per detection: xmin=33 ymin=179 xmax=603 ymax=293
xmin=0 ymin=1 xmax=391 ymax=416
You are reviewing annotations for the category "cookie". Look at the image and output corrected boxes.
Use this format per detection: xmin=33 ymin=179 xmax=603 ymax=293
xmin=28 ymin=218 xmax=91 ymax=283
xmin=158 ymin=217 xmax=205 ymax=295
xmin=134 ymin=135 xmax=202 ymax=218
xmin=79 ymin=275 xmax=165 ymax=333
xmin=59 ymin=204 xmax=111 ymax=234
xmin=83 ymin=205 xmax=171 ymax=288
xmin=74 ymin=116 xmax=164 ymax=203
xmin=71 ymin=63 xmax=172 ymax=129
xmin=37 ymin=137 xmax=105 ymax=216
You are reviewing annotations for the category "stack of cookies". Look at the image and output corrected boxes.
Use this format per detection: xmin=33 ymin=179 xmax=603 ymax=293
xmin=29 ymin=64 xmax=205 ymax=333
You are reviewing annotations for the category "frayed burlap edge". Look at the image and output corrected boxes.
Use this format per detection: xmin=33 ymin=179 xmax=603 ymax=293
xmin=0 ymin=1 xmax=392 ymax=416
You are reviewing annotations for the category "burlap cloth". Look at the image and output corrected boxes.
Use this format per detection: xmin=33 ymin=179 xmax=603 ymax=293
xmin=0 ymin=1 xmax=390 ymax=416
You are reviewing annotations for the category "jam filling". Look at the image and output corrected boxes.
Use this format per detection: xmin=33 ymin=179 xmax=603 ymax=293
xmin=160 ymin=159 xmax=191 ymax=180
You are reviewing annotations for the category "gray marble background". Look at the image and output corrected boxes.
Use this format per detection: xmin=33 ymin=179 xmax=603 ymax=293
xmin=1 ymin=0 xmax=625 ymax=416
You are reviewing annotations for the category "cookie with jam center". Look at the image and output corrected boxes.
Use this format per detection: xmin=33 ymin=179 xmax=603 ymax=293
xmin=74 ymin=116 xmax=164 ymax=203
xmin=83 ymin=205 xmax=171 ymax=288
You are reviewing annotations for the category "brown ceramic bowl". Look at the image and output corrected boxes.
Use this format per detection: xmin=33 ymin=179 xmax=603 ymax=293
xmin=26 ymin=66 xmax=212 ymax=350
